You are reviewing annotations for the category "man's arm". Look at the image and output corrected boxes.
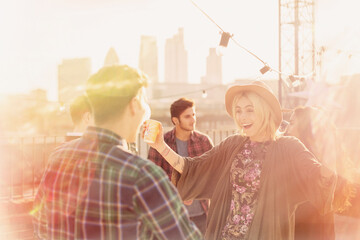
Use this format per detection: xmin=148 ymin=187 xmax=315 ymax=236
xmin=31 ymin=180 xmax=48 ymax=239
xmin=134 ymin=164 xmax=202 ymax=239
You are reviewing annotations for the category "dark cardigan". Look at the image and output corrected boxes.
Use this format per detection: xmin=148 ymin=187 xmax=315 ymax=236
xmin=174 ymin=135 xmax=337 ymax=240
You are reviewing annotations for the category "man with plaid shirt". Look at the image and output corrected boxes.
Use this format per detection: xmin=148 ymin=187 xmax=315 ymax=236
xmin=32 ymin=66 xmax=202 ymax=239
xmin=148 ymin=98 xmax=213 ymax=235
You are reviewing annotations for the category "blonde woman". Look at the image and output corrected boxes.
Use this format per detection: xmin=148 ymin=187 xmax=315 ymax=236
xmin=144 ymin=81 xmax=337 ymax=240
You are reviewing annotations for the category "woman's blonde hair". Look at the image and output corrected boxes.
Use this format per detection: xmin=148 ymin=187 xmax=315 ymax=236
xmin=232 ymin=91 xmax=279 ymax=140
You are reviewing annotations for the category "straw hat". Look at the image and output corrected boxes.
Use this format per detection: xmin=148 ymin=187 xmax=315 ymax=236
xmin=225 ymin=81 xmax=283 ymax=129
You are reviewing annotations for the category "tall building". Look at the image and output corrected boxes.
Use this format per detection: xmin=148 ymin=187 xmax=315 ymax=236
xmin=58 ymin=58 xmax=91 ymax=105
xmin=202 ymin=48 xmax=222 ymax=85
xmin=164 ymin=28 xmax=188 ymax=83
xmin=138 ymin=36 xmax=158 ymax=83
xmin=104 ymin=47 xmax=120 ymax=67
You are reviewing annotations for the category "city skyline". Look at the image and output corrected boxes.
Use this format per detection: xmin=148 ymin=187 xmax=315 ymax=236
xmin=1 ymin=0 xmax=360 ymax=101
xmin=139 ymin=35 xmax=159 ymax=84
xmin=165 ymin=28 xmax=188 ymax=83
xmin=202 ymin=48 xmax=222 ymax=85
xmin=57 ymin=31 xmax=222 ymax=104
xmin=58 ymin=58 xmax=91 ymax=105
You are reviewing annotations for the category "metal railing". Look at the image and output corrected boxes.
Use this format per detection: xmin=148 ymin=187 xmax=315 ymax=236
xmin=0 ymin=127 xmax=358 ymax=240
xmin=1 ymin=128 xmax=359 ymax=202
xmin=0 ymin=129 xmax=237 ymax=201
xmin=0 ymin=136 xmax=65 ymax=201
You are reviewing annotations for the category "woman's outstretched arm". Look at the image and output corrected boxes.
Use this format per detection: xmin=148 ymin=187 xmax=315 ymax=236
xmin=142 ymin=120 xmax=185 ymax=173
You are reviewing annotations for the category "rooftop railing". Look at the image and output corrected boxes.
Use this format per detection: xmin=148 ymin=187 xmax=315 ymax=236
xmin=0 ymin=129 xmax=238 ymax=201
xmin=1 ymin=128 xmax=359 ymax=202
xmin=0 ymin=128 xmax=359 ymax=240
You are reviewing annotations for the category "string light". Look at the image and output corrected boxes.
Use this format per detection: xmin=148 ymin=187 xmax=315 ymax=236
xmin=59 ymin=102 xmax=66 ymax=112
xmin=288 ymin=75 xmax=305 ymax=88
xmin=319 ymin=46 xmax=360 ymax=59
xmin=151 ymin=84 xmax=226 ymax=100
xmin=216 ymin=32 xmax=232 ymax=56
xmin=202 ymin=90 xmax=208 ymax=98
xmin=259 ymin=65 xmax=271 ymax=75
xmin=188 ymin=0 xmax=314 ymax=83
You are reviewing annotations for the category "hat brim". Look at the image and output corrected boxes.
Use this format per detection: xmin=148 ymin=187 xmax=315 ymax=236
xmin=225 ymin=84 xmax=283 ymax=129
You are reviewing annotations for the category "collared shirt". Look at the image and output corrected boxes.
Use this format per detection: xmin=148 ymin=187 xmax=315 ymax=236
xmin=147 ymin=128 xmax=213 ymax=215
xmin=32 ymin=126 xmax=202 ymax=240
xmin=148 ymin=128 xmax=213 ymax=180
xmin=175 ymin=137 xmax=205 ymax=217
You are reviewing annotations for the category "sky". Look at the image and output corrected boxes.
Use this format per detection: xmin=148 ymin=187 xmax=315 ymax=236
xmin=0 ymin=0 xmax=359 ymax=101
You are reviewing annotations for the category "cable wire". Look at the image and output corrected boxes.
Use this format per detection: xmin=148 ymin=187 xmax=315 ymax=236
xmin=189 ymin=0 xmax=226 ymax=33
xmin=189 ymin=0 xmax=314 ymax=79
xmin=151 ymin=83 xmax=227 ymax=100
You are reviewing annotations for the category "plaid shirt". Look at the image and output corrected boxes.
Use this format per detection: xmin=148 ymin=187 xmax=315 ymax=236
xmin=148 ymin=128 xmax=213 ymax=179
xmin=147 ymin=128 xmax=213 ymax=213
xmin=32 ymin=126 xmax=202 ymax=240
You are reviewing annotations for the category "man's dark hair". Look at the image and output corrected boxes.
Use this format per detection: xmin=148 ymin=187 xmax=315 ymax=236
xmin=170 ymin=98 xmax=195 ymax=124
xmin=69 ymin=94 xmax=91 ymax=125
xmin=86 ymin=65 xmax=148 ymax=125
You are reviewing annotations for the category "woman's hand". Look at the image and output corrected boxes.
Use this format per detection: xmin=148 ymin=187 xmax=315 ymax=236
xmin=141 ymin=120 xmax=166 ymax=152
xmin=141 ymin=120 xmax=184 ymax=173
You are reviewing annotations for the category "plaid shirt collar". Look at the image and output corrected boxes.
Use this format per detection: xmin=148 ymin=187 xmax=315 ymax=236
xmin=83 ymin=126 xmax=125 ymax=147
xmin=167 ymin=127 xmax=200 ymax=143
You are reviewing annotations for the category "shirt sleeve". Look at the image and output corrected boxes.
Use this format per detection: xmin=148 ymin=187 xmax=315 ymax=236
xmin=32 ymin=174 xmax=49 ymax=239
xmin=287 ymin=137 xmax=337 ymax=215
xmin=176 ymin=136 xmax=245 ymax=201
xmin=133 ymin=163 xmax=202 ymax=240
xmin=204 ymin=135 xmax=214 ymax=151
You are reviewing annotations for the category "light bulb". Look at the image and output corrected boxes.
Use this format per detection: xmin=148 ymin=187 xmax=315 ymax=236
xmin=202 ymin=90 xmax=208 ymax=98
xmin=216 ymin=32 xmax=231 ymax=56
xmin=279 ymin=120 xmax=289 ymax=133
xmin=259 ymin=65 xmax=271 ymax=74
xmin=59 ymin=105 xmax=66 ymax=112
xmin=292 ymin=80 xmax=302 ymax=88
